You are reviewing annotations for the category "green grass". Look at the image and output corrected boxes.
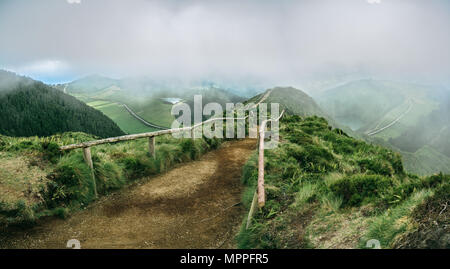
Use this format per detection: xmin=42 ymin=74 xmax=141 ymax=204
xmin=237 ymin=115 xmax=449 ymax=249
xmin=401 ymin=145 xmax=450 ymax=176
xmin=87 ymin=100 xmax=156 ymax=134
xmin=127 ymin=98 xmax=176 ymax=128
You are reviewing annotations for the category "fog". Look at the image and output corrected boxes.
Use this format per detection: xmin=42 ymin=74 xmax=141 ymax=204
xmin=0 ymin=0 xmax=449 ymax=88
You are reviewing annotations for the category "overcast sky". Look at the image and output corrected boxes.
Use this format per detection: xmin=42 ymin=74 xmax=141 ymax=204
xmin=0 ymin=0 xmax=449 ymax=86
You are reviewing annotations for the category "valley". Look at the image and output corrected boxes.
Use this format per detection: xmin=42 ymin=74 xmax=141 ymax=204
xmin=316 ymin=79 xmax=450 ymax=176
xmin=0 ymin=73 xmax=448 ymax=249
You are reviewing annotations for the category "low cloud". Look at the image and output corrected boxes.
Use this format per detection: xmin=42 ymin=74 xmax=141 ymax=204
xmin=0 ymin=0 xmax=449 ymax=86
xmin=67 ymin=0 xmax=81 ymax=4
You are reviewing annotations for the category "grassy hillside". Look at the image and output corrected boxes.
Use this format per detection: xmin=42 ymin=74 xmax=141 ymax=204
xmin=260 ymin=87 xmax=328 ymax=118
xmin=65 ymin=75 xmax=118 ymax=94
xmin=315 ymin=79 xmax=449 ymax=176
xmin=0 ymin=71 xmax=124 ymax=138
xmin=389 ymin=94 xmax=450 ymax=157
xmin=316 ymin=79 xmax=438 ymax=133
xmin=401 ymin=146 xmax=450 ymax=176
xmin=253 ymin=87 xmax=357 ymax=137
xmin=238 ymin=115 xmax=449 ymax=249
xmin=87 ymin=100 xmax=157 ymax=134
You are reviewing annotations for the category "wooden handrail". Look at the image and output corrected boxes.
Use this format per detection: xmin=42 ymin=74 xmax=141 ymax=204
xmin=60 ymin=116 xmax=248 ymax=151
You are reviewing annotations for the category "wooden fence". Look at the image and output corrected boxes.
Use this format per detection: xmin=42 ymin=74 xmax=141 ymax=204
xmin=58 ymin=93 xmax=284 ymax=229
xmin=60 ymin=115 xmax=248 ymax=198
xmin=246 ymin=110 xmax=285 ymax=229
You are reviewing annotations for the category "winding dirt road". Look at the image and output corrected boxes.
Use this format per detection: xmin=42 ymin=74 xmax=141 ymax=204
xmin=366 ymin=99 xmax=414 ymax=136
xmin=0 ymin=139 xmax=255 ymax=249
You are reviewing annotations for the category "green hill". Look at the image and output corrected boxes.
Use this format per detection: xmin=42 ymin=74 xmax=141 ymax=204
xmin=401 ymin=146 xmax=450 ymax=176
xmin=261 ymin=87 xmax=329 ymax=118
xmin=316 ymin=79 xmax=438 ymax=134
xmin=315 ymin=79 xmax=449 ymax=176
xmin=65 ymin=75 xmax=118 ymax=94
xmin=253 ymin=87 xmax=356 ymax=137
xmin=0 ymin=70 xmax=124 ymax=138
xmin=389 ymin=93 xmax=450 ymax=156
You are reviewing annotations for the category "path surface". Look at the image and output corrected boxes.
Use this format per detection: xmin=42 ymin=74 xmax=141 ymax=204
xmin=1 ymin=139 xmax=255 ymax=249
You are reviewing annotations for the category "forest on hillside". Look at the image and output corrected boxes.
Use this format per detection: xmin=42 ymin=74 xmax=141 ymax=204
xmin=0 ymin=71 xmax=124 ymax=138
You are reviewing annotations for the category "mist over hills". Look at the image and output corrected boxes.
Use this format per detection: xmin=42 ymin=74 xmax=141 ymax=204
xmin=316 ymin=78 xmax=450 ymax=175
xmin=9 ymin=70 xmax=450 ymax=176
xmin=58 ymin=75 xmax=248 ymax=132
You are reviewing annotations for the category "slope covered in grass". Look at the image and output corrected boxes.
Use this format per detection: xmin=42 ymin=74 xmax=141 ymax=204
xmin=316 ymin=79 xmax=437 ymax=133
xmin=262 ymin=87 xmax=329 ymax=118
xmin=87 ymin=100 xmax=157 ymax=134
xmin=315 ymin=79 xmax=449 ymax=176
xmin=238 ymin=115 xmax=449 ymax=249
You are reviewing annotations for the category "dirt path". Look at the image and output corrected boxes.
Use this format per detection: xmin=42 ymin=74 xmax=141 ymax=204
xmin=1 ymin=139 xmax=255 ymax=249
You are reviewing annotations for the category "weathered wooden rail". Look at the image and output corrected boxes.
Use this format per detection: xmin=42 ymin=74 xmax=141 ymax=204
xmin=246 ymin=109 xmax=285 ymax=229
xmin=60 ymin=115 xmax=249 ymax=198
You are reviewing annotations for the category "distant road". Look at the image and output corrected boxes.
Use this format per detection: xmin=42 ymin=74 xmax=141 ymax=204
xmin=120 ymin=103 xmax=169 ymax=130
xmin=367 ymin=99 xmax=414 ymax=136
xmin=89 ymin=97 xmax=169 ymax=130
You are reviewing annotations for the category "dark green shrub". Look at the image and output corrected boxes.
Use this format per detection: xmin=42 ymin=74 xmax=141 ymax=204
xmin=41 ymin=141 xmax=61 ymax=163
xmin=44 ymin=154 xmax=93 ymax=208
xmin=180 ymin=139 xmax=199 ymax=159
xmin=285 ymin=143 xmax=336 ymax=173
xmin=333 ymin=128 xmax=349 ymax=137
xmin=422 ymin=172 xmax=449 ymax=188
xmin=330 ymin=174 xmax=392 ymax=207
xmin=203 ymin=136 xmax=221 ymax=149
xmin=120 ymin=156 xmax=153 ymax=179
xmin=95 ymin=161 xmax=126 ymax=193
xmin=358 ymin=158 xmax=394 ymax=176
xmin=0 ymin=136 xmax=6 ymax=150
xmin=287 ymin=130 xmax=313 ymax=145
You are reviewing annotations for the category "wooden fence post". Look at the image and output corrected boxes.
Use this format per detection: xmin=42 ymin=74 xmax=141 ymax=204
xmin=191 ymin=126 xmax=195 ymax=139
xmin=257 ymin=126 xmax=266 ymax=208
xmin=83 ymin=147 xmax=98 ymax=198
xmin=246 ymin=190 xmax=259 ymax=229
xmin=148 ymin=136 xmax=155 ymax=158
xmin=256 ymin=126 xmax=260 ymax=150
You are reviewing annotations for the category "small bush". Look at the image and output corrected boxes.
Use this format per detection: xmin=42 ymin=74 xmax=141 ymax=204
xmin=329 ymin=174 xmax=392 ymax=207
xmin=422 ymin=172 xmax=449 ymax=188
xmin=41 ymin=141 xmax=61 ymax=163
xmin=358 ymin=158 xmax=394 ymax=176
xmin=320 ymin=193 xmax=343 ymax=212
xmin=285 ymin=143 xmax=336 ymax=173
xmin=120 ymin=156 xmax=154 ymax=179
xmin=294 ymin=183 xmax=318 ymax=207
xmin=44 ymin=153 xmax=93 ymax=208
